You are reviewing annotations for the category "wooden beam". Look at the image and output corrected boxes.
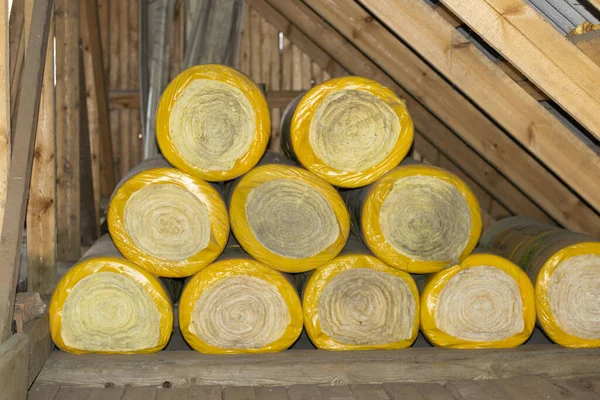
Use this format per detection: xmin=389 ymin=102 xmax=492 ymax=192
xmin=22 ymin=313 xmax=52 ymax=387
xmin=0 ymin=0 xmax=52 ymax=343
xmin=441 ymin=0 xmax=600 ymax=139
xmin=267 ymin=0 xmax=600 ymax=234
xmin=80 ymin=0 xmax=115 ymax=202
xmin=360 ymin=0 xmax=600 ymax=214
xmin=0 ymin=334 xmax=29 ymax=400
xmin=26 ymin=8 xmax=55 ymax=295
xmin=55 ymin=0 xmax=81 ymax=262
xmin=9 ymin=0 xmax=25 ymax=121
xmin=244 ymin=0 xmax=347 ymax=77
xmin=0 ymin=0 xmax=9 ymax=237
xmin=570 ymin=30 xmax=600 ymax=67
xmin=36 ymin=346 xmax=600 ymax=388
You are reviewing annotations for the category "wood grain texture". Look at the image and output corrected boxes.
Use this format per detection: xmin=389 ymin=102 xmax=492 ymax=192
xmin=27 ymin=383 xmax=61 ymax=400
xmin=0 ymin=334 xmax=29 ymax=400
xmin=0 ymin=0 xmax=10 ymax=238
xmin=55 ymin=0 xmax=81 ymax=262
xmin=35 ymin=346 xmax=600 ymax=388
xmin=360 ymin=0 xmax=600 ymax=213
xmin=441 ymin=0 xmax=600 ymax=139
xmin=0 ymin=0 xmax=52 ymax=342
xmin=26 ymin=8 xmax=56 ymax=294
xmin=22 ymin=313 xmax=52 ymax=387
xmin=299 ymin=0 xmax=598 ymax=236
xmin=118 ymin=0 xmax=130 ymax=176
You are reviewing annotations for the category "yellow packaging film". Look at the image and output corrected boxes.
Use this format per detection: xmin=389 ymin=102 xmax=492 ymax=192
xmin=229 ymin=161 xmax=350 ymax=273
xmin=108 ymin=165 xmax=229 ymax=278
xmin=303 ymin=253 xmax=420 ymax=350
xmin=346 ymin=163 xmax=482 ymax=274
xmin=481 ymin=217 xmax=600 ymax=348
xmin=179 ymin=248 xmax=303 ymax=354
xmin=49 ymin=239 xmax=173 ymax=354
xmin=281 ymin=76 xmax=414 ymax=188
xmin=156 ymin=65 xmax=270 ymax=182
xmin=420 ymin=253 xmax=536 ymax=349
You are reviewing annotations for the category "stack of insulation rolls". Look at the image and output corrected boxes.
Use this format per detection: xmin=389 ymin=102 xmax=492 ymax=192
xmin=48 ymin=64 xmax=599 ymax=355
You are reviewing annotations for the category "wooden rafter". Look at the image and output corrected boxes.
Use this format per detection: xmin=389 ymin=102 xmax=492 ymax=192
xmin=359 ymin=0 xmax=600 ymax=215
xmin=441 ymin=0 xmax=600 ymax=140
xmin=265 ymin=0 xmax=600 ymax=236
xmin=0 ymin=0 xmax=53 ymax=343
xmin=0 ymin=0 xmax=9 ymax=236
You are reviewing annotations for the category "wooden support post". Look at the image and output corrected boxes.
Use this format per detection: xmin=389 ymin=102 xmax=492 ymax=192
xmin=359 ymin=0 xmax=600 ymax=214
xmin=55 ymin=0 xmax=81 ymax=262
xmin=118 ymin=0 xmax=130 ymax=175
xmin=9 ymin=0 xmax=24 ymax=124
xmin=27 ymin=8 xmax=56 ymax=295
xmin=0 ymin=0 xmax=53 ymax=343
xmin=441 ymin=0 xmax=600 ymax=140
xmin=295 ymin=0 xmax=599 ymax=235
xmin=0 ymin=0 xmax=9 ymax=236
xmin=0 ymin=334 xmax=29 ymax=400
xmin=80 ymin=0 xmax=115 ymax=207
xmin=22 ymin=313 xmax=52 ymax=388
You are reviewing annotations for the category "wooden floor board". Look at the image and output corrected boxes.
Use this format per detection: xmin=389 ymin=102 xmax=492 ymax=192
xmin=445 ymin=380 xmax=509 ymax=400
xmin=122 ymin=386 xmax=158 ymax=400
xmin=156 ymin=387 xmax=189 ymax=400
xmin=254 ymin=386 xmax=290 ymax=399
xmin=580 ymin=379 xmax=600 ymax=395
xmin=486 ymin=377 xmax=546 ymax=399
xmin=287 ymin=384 xmax=323 ymax=400
xmin=189 ymin=386 xmax=223 ymax=400
xmin=350 ymin=384 xmax=390 ymax=400
xmin=412 ymin=383 xmax=455 ymax=400
xmin=87 ymin=387 xmax=125 ymax=400
xmin=519 ymin=376 xmax=578 ymax=400
xmin=222 ymin=386 xmax=257 ymax=400
xmin=553 ymin=380 xmax=600 ymax=400
xmin=382 ymin=383 xmax=426 ymax=400
xmin=319 ymin=385 xmax=356 ymax=399
xmin=27 ymin=383 xmax=61 ymax=400
xmin=54 ymin=387 xmax=91 ymax=400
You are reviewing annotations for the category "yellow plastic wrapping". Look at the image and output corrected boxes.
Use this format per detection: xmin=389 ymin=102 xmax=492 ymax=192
xmin=156 ymin=65 xmax=270 ymax=181
xmin=108 ymin=166 xmax=229 ymax=278
xmin=179 ymin=250 xmax=303 ymax=354
xmin=350 ymin=163 xmax=482 ymax=274
xmin=49 ymin=256 xmax=173 ymax=354
xmin=283 ymin=76 xmax=414 ymax=188
xmin=481 ymin=217 xmax=600 ymax=348
xmin=420 ymin=253 xmax=536 ymax=348
xmin=303 ymin=253 xmax=420 ymax=350
xmin=229 ymin=162 xmax=350 ymax=273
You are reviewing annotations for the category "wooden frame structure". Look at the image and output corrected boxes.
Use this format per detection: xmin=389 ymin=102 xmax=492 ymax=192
xmin=0 ymin=0 xmax=598 ymax=398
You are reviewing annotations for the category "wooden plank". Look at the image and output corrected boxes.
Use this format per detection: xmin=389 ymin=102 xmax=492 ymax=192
xmin=441 ymin=0 xmax=600 ymax=139
xmin=54 ymin=387 xmax=91 ymax=400
xmin=570 ymin=30 xmax=600 ymax=67
xmin=486 ymin=376 xmax=546 ymax=399
xmin=254 ymin=386 xmax=289 ymax=400
xmin=297 ymin=0 xmax=597 ymax=235
xmin=22 ymin=313 xmax=52 ymax=387
xmin=291 ymin=44 xmax=302 ymax=90
xmin=382 ymin=383 xmax=425 ymax=400
xmin=0 ymin=334 xmax=29 ymax=400
xmin=250 ymin=8 xmax=261 ymax=82
xmin=260 ymin=15 xmax=271 ymax=87
xmin=26 ymin=7 xmax=56 ymax=294
xmin=87 ymin=388 xmax=125 ymax=400
xmin=0 ymin=0 xmax=53 ymax=342
xmin=118 ymin=0 xmax=130 ymax=175
xmin=287 ymin=385 xmax=323 ymax=400
xmin=223 ymin=386 xmax=256 ymax=400
xmin=108 ymin=0 xmax=120 ymax=180
xmin=9 ymin=0 xmax=24 ymax=129
xmin=245 ymin=0 xmax=345 ymax=77
xmin=129 ymin=0 xmax=140 ymax=170
xmin=27 ymin=383 xmax=60 ymax=400
xmin=553 ymin=379 xmax=600 ymax=400
xmin=360 ymin=0 xmax=600 ymax=213
xmin=411 ymin=383 xmax=455 ymax=400
xmin=0 ymin=0 xmax=10 ymax=238
xmin=122 ymin=386 xmax=158 ymax=400
xmin=81 ymin=0 xmax=115 ymax=201
xmin=267 ymin=17 xmax=281 ymax=152
xmin=189 ymin=386 xmax=223 ymax=400
xmin=168 ymin=0 xmax=183 ymax=81
xmin=156 ymin=388 xmax=189 ymax=400
xmin=55 ymin=0 xmax=81 ymax=262
xmin=301 ymin=53 xmax=311 ymax=88
xmin=319 ymin=386 xmax=355 ymax=400
xmin=238 ymin=3 xmax=251 ymax=74
xmin=444 ymin=380 xmax=506 ymax=400
xmin=349 ymin=384 xmax=390 ymax=400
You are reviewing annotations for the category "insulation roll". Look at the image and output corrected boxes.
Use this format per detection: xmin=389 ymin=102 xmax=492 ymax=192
xmin=49 ymin=235 xmax=173 ymax=354
xmin=345 ymin=162 xmax=482 ymax=274
xmin=156 ymin=64 xmax=270 ymax=181
xmin=229 ymin=152 xmax=350 ymax=273
xmin=302 ymin=239 xmax=419 ymax=350
xmin=419 ymin=252 xmax=536 ymax=348
xmin=179 ymin=244 xmax=303 ymax=354
xmin=481 ymin=217 xmax=600 ymax=348
xmin=281 ymin=76 xmax=414 ymax=188
xmin=108 ymin=157 xmax=229 ymax=278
